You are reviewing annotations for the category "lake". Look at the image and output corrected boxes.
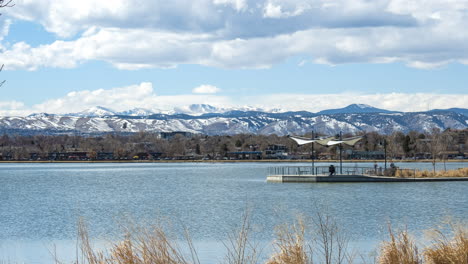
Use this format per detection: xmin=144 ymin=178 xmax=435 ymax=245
xmin=0 ymin=162 xmax=467 ymax=263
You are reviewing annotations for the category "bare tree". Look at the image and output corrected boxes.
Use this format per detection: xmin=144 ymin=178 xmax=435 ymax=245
xmin=428 ymin=128 xmax=447 ymax=175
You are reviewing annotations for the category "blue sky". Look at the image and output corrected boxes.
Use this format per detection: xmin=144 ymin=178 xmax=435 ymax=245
xmin=0 ymin=0 xmax=467 ymax=115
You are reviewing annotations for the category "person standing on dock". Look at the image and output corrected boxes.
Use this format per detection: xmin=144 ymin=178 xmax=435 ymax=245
xmin=329 ymin=165 xmax=336 ymax=176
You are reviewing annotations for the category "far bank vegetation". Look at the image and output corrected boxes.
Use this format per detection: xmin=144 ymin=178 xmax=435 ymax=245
xmin=0 ymin=129 xmax=466 ymax=163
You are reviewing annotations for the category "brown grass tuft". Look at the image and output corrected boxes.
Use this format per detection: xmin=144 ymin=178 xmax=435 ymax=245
xmin=266 ymin=217 xmax=310 ymax=264
xmin=75 ymin=219 xmax=199 ymax=264
xmin=378 ymin=225 xmax=421 ymax=264
xmin=424 ymin=223 xmax=468 ymax=264
xmin=396 ymin=168 xmax=468 ymax=178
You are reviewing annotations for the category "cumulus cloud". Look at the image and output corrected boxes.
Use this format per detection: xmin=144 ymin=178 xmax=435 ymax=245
xmin=2 ymin=0 xmax=468 ymax=70
xmin=192 ymin=84 xmax=221 ymax=94
xmin=0 ymin=82 xmax=466 ymax=116
xmin=213 ymin=0 xmax=247 ymax=11
xmin=22 ymin=82 xmax=231 ymax=115
xmin=0 ymin=100 xmax=28 ymax=116
xmin=245 ymin=93 xmax=468 ymax=113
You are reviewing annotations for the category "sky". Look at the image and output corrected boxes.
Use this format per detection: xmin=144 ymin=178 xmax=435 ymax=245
xmin=0 ymin=0 xmax=467 ymax=116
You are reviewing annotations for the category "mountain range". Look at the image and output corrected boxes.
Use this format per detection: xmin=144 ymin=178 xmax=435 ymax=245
xmin=2 ymin=104 xmax=467 ymax=136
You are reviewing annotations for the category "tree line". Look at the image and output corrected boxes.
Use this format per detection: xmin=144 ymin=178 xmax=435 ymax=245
xmin=0 ymin=128 xmax=466 ymax=161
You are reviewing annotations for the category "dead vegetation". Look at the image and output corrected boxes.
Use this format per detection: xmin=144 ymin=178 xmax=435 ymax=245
xmin=378 ymin=226 xmax=421 ymax=264
xmin=396 ymin=168 xmax=468 ymax=178
xmin=266 ymin=217 xmax=310 ymax=264
xmin=65 ymin=215 xmax=467 ymax=264
xmin=424 ymin=223 xmax=468 ymax=264
xmin=70 ymin=218 xmax=200 ymax=264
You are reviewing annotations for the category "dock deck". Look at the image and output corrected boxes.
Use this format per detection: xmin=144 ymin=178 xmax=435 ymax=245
xmin=267 ymin=166 xmax=468 ymax=183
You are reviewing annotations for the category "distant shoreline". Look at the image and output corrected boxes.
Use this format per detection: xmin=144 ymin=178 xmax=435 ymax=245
xmin=0 ymin=159 xmax=467 ymax=164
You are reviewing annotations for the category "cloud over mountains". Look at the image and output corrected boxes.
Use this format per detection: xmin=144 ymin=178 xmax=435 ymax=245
xmin=2 ymin=0 xmax=468 ymax=70
xmin=0 ymin=82 xmax=467 ymax=116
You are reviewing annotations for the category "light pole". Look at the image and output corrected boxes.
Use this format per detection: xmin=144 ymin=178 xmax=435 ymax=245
xmin=311 ymin=131 xmax=315 ymax=175
xmin=384 ymin=139 xmax=387 ymax=170
xmin=339 ymin=131 xmax=343 ymax=174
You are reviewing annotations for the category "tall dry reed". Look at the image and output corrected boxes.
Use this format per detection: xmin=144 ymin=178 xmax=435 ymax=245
xmin=67 ymin=215 xmax=467 ymax=264
xmin=223 ymin=210 xmax=260 ymax=264
xmin=378 ymin=225 xmax=421 ymax=264
xmin=266 ymin=217 xmax=310 ymax=264
xmin=424 ymin=223 xmax=468 ymax=264
xmin=73 ymin=219 xmax=200 ymax=264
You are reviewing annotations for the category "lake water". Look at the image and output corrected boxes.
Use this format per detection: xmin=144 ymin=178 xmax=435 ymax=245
xmin=1 ymin=162 xmax=467 ymax=263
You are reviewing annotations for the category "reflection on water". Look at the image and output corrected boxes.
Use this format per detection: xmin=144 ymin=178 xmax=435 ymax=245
xmin=0 ymin=162 xmax=467 ymax=263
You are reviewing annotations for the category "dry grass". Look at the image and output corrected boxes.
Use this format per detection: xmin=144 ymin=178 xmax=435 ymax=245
xmin=66 ymin=215 xmax=467 ymax=264
xmin=73 ymin=219 xmax=200 ymax=264
xmin=223 ymin=210 xmax=260 ymax=264
xmin=266 ymin=218 xmax=310 ymax=264
xmin=424 ymin=223 xmax=468 ymax=264
xmin=396 ymin=168 xmax=468 ymax=178
xmin=378 ymin=225 xmax=421 ymax=264
xmin=266 ymin=211 xmax=353 ymax=264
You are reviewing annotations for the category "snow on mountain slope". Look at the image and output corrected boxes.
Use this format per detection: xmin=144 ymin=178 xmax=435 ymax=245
xmin=0 ymin=107 xmax=466 ymax=136
xmin=173 ymin=104 xmax=224 ymax=116
xmin=118 ymin=108 xmax=155 ymax=116
xmin=68 ymin=106 xmax=117 ymax=117
xmin=316 ymin=104 xmax=399 ymax=115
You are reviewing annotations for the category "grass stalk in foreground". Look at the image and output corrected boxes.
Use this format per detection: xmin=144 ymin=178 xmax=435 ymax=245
xmin=378 ymin=225 xmax=421 ymax=264
xmin=73 ymin=219 xmax=200 ymax=264
xmin=424 ymin=223 xmax=468 ymax=264
xmin=69 ymin=216 xmax=467 ymax=264
xmin=266 ymin=217 xmax=310 ymax=264
xmin=223 ymin=210 xmax=260 ymax=264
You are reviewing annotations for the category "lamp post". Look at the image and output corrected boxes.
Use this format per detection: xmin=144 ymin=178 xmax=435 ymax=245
xmin=379 ymin=139 xmax=388 ymax=170
xmin=339 ymin=131 xmax=343 ymax=174
xmin=311 ymin=131 xmax=315 ymax=175
xmin=384 ymin=139 xmax=387 ymax=170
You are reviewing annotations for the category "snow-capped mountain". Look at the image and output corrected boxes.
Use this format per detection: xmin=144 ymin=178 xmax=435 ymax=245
xmin=173 ymin=104 xmax=224 ymax=115
xmin=428 ymin=108 xmax=468 ymax=117
xmin=67 ymin=106 xmax=117 ymax=117
xmin=0 ymin=107 xmax=466 ymax=136
xmin=316 ymin=104 xmax=399 ymax=115
xmin=118 ymin=108 xmax=155 ymax=116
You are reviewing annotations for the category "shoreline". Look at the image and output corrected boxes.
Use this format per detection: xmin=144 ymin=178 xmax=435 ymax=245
xmin=0 ymin=159 xmax=467 ymax=164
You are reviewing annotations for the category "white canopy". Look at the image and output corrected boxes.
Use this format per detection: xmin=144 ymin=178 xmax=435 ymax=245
xmin=326 ymin=136 xmax=363 ymax=146
xmin=289 ymin=136 xmax=335 ymax=146
xmin=289 ymin=135 xmax=363 ymax=146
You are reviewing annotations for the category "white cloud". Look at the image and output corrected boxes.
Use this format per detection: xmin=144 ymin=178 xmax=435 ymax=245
xmin=192 ymin=84 xmax=221 ymax=94
xmin=32 ymin=82 xmax=155 ymax=113
xmin=263 ymin=0 xmax=311 ymax=18
xmin=2 ymin=0 xmax=468 ymax=70
xmin=0 ymin=100 xmax=28 ymax=116
xmin=4 ymin=24 xmax=468 ymax=71
xmin=0 ymin=100 xmax=25 ymax=109
xmin=213 ymin=0 xmax=247 ymax=11
xmin=243 ymin=93 xmax=468 ymax=113
xmin=23 ymin=82 xmax=231 ymax=115
xmin=0 ymin=82 xmax=466 ymax=116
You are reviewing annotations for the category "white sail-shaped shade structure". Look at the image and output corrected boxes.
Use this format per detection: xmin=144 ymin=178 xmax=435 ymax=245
xmin=326 ymin=136 xmax=363 ymax=146
xmin=289 ymin=136 xmax=335 ymax=146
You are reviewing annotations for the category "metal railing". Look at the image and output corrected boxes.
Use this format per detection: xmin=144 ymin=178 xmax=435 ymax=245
xmin=268 ymin=166 xmax=420 ymax=178
xmin=267 ymin=166 xmax=378 ymax=176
